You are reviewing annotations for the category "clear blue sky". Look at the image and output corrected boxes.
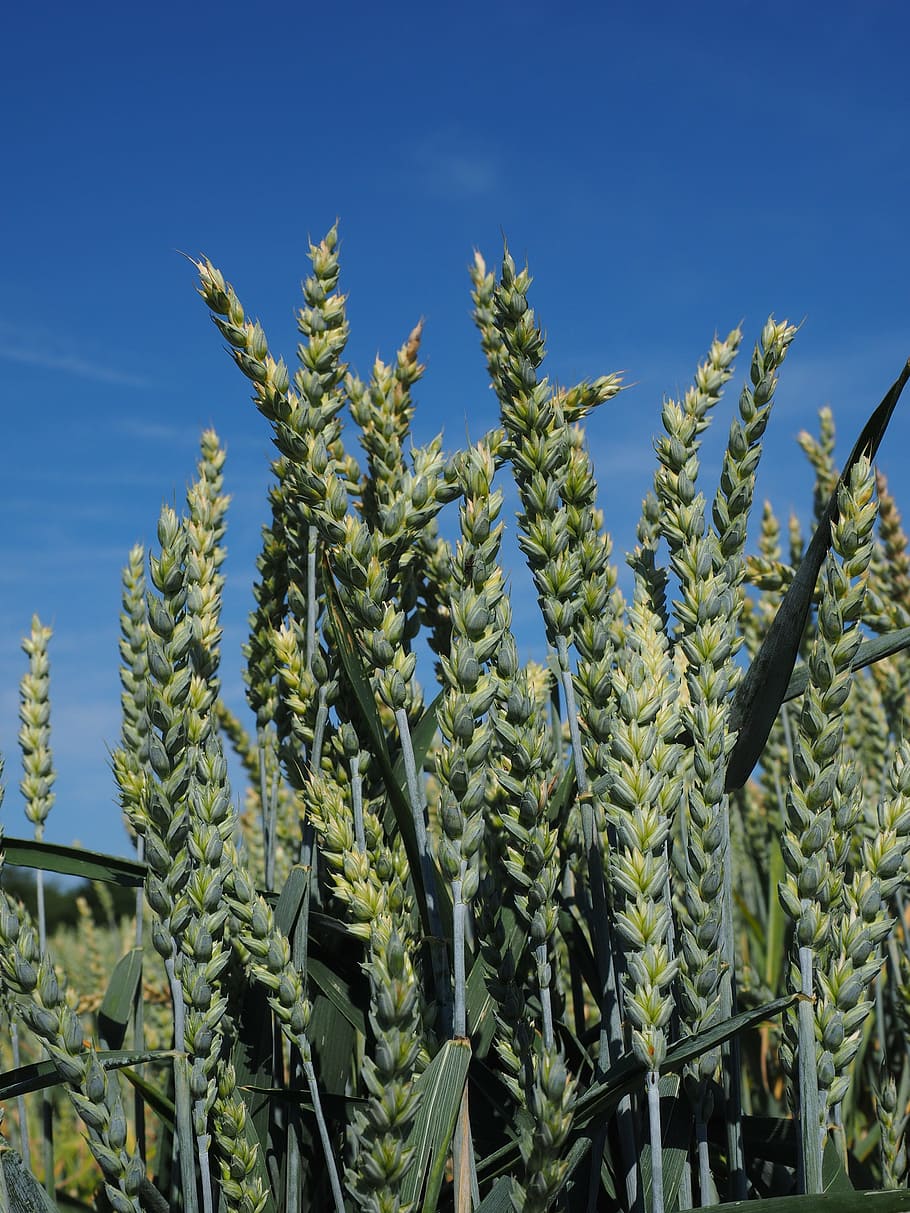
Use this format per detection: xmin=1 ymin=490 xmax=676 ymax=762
xmin=2 ymin=2 xmax=909 ymax=854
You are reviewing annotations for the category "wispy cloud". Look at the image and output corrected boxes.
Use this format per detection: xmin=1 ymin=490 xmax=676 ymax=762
xmin=0 ymin=322 xmax=149 ymax=387
xmin=113 ymin=417 xmax=195 ymax=443
xmin=410 ymin=127 xmax=501 ymax=199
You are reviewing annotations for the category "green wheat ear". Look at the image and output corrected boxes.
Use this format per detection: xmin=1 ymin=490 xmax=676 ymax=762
xmin=19 ymin=616 xmax=55 ymax=846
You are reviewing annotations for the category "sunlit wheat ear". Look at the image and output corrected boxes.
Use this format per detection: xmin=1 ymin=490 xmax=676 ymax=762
xmin=18 ymin=615 xmax=54 ymax=825
xmin=874 ymin=470 xmax=910 ymax=619
xmin=742 ymin=501 xmax=790 ymax=649
xmin=713 ymin=317 xmax=798 ymax=599
xmin=875 ymin=1064 xmax=909 ymax=1189
xmin=222 ymin=850 xmax=344 ymax=1213
xmin=866 ymin=470 xmax=910 ymax=733
xmin=814 ymin=738 xmax=910 ymax=1132
xmin=848 ymin=668 xmax=891 ymax=815
xmin=112 ymin=545 xmax=151 ymax=835
xmin=604 ymin=569 xmax=683 ymax=1212
xmin=15 ymin=617 xmax=59 ymax=1197
xmin=649 ymin=329 xmax=742 ymax=1205
xmin=656 ymin=337 xmax=740 ymax=1006
xmin=436 ymin=438 xmax=579 ymax=1206
xmin=568 ymin=421 xmax=623 ymax=818
xmin=307 ymin=766 xmax=412 ymax=942
xmin=607 ymin=579 xmax=682 ymax=1067
xmin=210 ymin=1062 xmax=268 ymax=1213
xmin=196 ymin=227 xmax=355 ymax=549
xmin=181 ymin=436 xmax=265 ymax=1213
xmin=244 ymin=476 xmax=289 ymax=734
xmin=185 ymin=428 xmax=229 ymax=688
xmin=347 ymin=318 xmax=425 ymax=529
xmin=778 ymin=456 xmax=877 ymax=1192
xmin=305 ymin=757 xmax=426 ymax=1207
xmin=436 ymin=442 xmax=504 ymax=1029
xmin=491 ymin=248 xmax=576 ymax=652
xmin=653 ymin=329 xmax=742 ymax=559
xmin=779 ymin=457 xmax=878 ymax=951
xmin=126 ymin=440 xmax=259 ymax=1213
xmin=18 ymin=612 xmax=57 ymax=1026
xmin=326 ymin=434 xmax=454 ymax=723
xmin=345 ymin=915 xmax=425 ymax=1211
xmin=470 ymin=250 xmax=506 ymax=389
xmin=0 ymin=898 xmax=145 ymax=1211
xmin=240 ymin=459 xmax=322 ymax=854
xmin=345 ymin=321 xmax=435 ymax=711
xmin=490 ymin=244 xmax=646 ymax=1197
xmin=488 ymin=631 xmax=576 ymax=1210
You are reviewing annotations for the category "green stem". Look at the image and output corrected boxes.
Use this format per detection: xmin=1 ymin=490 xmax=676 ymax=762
xmin=719 ymin=800 xmax=745 ymax=1200
xmin=646 ymin=1070 xmax=664 ymax=1213
xmin=173 ymin=1056 xmax=199 ymax=1213
xmin=696 ymin=1101 xmax=713 ymax=1206
xmin=286 ymin=1049 xmax=304 ymax=1213
xmin=35 ymin=868 xmax=46 ymax=952
xmin=133 ymin=836 xmax=146 ymax=1160
xmin=798 ymin=944 xmax=823 ymax=1194
xmin=303 ymin=1058 xmax=345 ymax=1213
xmin=34 ymin=867 xmax=54 ymax=1200
xmin=765 ymin=769 xmax=787 ymax=996
xmin=258 ymin=730 xmax=273 ymax=890
xmin=166 ymin=958 xmax=199 ymax=1213
xmin=306 ymin=525 xmax=317 ymax=672
xmin=196 ymin=1120 xmax=213 ymax=1213
xmin=10 ymin=1020 xmax=30 ymax=1171
xmin=312 ymin=690 xmax=329 ymax=771
xmin=266 ymin=763 xmax=279 ymax=890
xmin=286 ymin=867 xmax=309 ymax=1213
xmin=351 ymin=753 xmax=366 ymax=855
xmin=453 ymin=869 xmax=466 ymax=1039
xmin=535 ymin=942 xmax=554 ymax=1051
xmin=394 ymin=706 xmax=441 ymax=925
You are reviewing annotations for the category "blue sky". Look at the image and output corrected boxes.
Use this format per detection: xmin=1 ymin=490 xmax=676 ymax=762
xmin=2 ymin=2 xmax=909 ymax=854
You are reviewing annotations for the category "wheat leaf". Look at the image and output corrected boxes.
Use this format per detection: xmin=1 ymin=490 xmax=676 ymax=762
xmin=0 ymin=836 xmax=146 ymax=886
xmin=726 ymin=359 xmax=910 ymax=789
xmin=398 ymin=1039 xmax=472 ymax=1210
xmin=98 ymin=947 xmax=143 ymax=1049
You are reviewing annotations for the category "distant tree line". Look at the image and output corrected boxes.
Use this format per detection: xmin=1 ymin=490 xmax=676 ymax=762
xmin=0 ymin=867 xmax=135 ymax=932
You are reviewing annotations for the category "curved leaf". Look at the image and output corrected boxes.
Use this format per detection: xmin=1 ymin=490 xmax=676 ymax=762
xmin=476 ymin=1176 xmax=513 ymax=1213
xmin=98 ymin=947 xmax=143 ymax=1049
xmin=0 ymin=837 xmax=145 ymax=887
xmin=0 ymin=1048 xmax=174 ymax=1100
xmin=307 ymin=956 xmax=366 ymax=1038
xmin=727 ymin=359 xmax=910 ymax=790
xmin=698 ymin=1190 xmax=910 ymax=1212
xmin=399 ymin=1039 xmax=472 ymax=1210
xmin=477 ymin=993 xmax=797 ymax=1182
xmin=784 ymin=625 xmax=910 ymax=704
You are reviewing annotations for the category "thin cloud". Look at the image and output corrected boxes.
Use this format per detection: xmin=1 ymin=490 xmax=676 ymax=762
xmin=411 ymin=129 xmax=500 ymax=199
xmin=113 ymin=417 xmax=195 ymax=443
xmin=0 ymin=323 xmax=149 ymax=387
